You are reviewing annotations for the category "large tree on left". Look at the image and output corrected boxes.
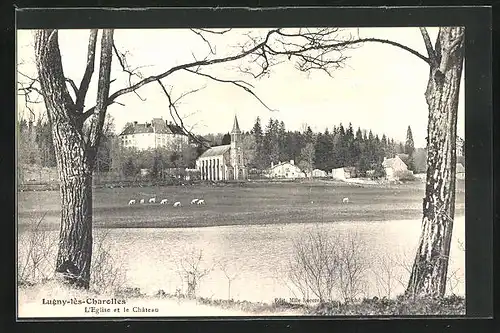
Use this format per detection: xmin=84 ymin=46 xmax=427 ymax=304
xmin=34 ymin=29 xmax=114 ymax=288
xmin=31 ymin=28 xmax=289 ymax=288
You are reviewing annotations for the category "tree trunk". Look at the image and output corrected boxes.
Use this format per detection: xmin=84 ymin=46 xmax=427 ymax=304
xmin=34 ymin=30 xmax=95 ymax=288
xmin=53 ymin=125 xmax=94 ymax=288
xmin=406 ymin=27 xmax=464 ymax=298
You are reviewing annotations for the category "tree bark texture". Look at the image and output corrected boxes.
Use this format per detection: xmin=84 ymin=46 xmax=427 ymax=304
xmin=406 ymin=27 xmax=465 ymax=298
xmin=34 ymin=30 xmax=94 ymax=288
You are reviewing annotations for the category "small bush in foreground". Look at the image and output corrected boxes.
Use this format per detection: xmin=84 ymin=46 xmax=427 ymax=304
xmin=308 ymin=295 xmax=465 ymax=316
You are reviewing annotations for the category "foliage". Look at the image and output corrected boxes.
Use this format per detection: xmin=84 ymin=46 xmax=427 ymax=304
xmin=221 ymin=132 xmax=231 ymax=145
xmin=412 ymin=148 xmax=428 ymax=173
xmin=394 ymin=169 xmax=417 ymax=181
xmin=405 ymin=126 xmax=415 ymax=157
xmin=243 ymin=117 xmax=403 ymax=177
xmin=309 ymin=295 xmax=465 ymax=316
xmin=18 ymin=215 xmax=126 ymax=295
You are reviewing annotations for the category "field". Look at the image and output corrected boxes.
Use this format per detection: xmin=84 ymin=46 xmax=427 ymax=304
xmin=17 ymin=180 xmax=466 ymax=230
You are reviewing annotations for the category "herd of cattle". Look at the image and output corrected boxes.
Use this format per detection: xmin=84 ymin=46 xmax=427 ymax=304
xmin=127 ymin=197 xmax=205 ymax=207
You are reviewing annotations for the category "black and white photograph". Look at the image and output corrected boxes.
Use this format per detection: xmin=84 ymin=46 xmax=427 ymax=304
xmin=16 ymin=16 xmax=470 ymax=318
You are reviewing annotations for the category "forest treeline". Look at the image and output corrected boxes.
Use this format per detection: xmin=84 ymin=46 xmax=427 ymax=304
xmin=17 ymin=115 xmax=427 ymax=179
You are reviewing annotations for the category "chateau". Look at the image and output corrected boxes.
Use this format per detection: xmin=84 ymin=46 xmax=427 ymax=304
xmin=196 ymin=116 xmax=247 ymax=181
xmin=119 ymin=118 xmax=189 ymax=151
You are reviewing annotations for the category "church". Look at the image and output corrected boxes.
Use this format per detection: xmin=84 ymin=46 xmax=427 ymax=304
xmin=196 ymin=116 xmax=247 ymax=181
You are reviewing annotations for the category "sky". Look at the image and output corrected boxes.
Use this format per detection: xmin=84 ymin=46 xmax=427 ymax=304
xmin=16 ymin=27 xmax=465 ymax=148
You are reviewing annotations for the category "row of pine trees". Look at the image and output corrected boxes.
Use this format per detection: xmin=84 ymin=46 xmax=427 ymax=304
xmin=214 ymin=117 xmax=417 ymax=176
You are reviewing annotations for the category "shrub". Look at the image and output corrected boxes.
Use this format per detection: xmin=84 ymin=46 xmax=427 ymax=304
xmin=18 ymin=213 xmax=57 ymax=285
xmin=18 ymin=217 xmax=126 ymax=295
xmin=90 ymin=229 xmax=127 ymax=294
xmin=287 ymin=228 xmax=369 ymax=303
xmin=394 ymin=170 xmax=416 ymax=181
xmin=176 ymin=248 xmax=215 ymax=299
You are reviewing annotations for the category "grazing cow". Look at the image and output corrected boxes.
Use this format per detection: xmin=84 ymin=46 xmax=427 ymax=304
xmin=190 ymin=199 xmax=199 ymax=205
xmin=149 ymin=197 xmax=156 ymax=204
xmin=342 ymin=197 xmax=349 ymax=204
xmin=173 ymin=201 xmax=182 ymax=207
xmin=140 ymin=199 xmax=145 ymax=204
xmin=160 ymin=199 xmax=168 ymax=205
xmin=197 ymin=199 xmax=205 ymax=205
xmin=128 ymin=199 xmax=136 ymax=205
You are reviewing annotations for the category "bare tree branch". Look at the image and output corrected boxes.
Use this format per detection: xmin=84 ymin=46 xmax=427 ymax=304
xmin=75 ymin=29 xmax=98 ymax=112
xmin=156 ymin=79 xmax=210 ymax=148
xmin=267 ymin=36 xmax=430 ymax=66
xmin=82 ymin=29 xmax=281 ymax=114
xmin=65 ymin=78 xmax=78 ymax=98
xmin=80 ymin=28 xmax=430 ymax=124
xmin=419 ymin=27 xmax=437 ymax=65
xmin=112 ymin=43 xmax=146 ymax=101
xmin=184 ymin=68 xmax=277 ymax=112
xmin=86 ymin=29 xmax=114 ymax=151
xmin=173 ymin=85 xmax=207 ymax=105
xmin=190 ymin=29 xmax=216 ymax=55
xmin=197 ymin=28 xmax=232 ymax=34
xmin=17 ymin=71 xmax=44 ymax=118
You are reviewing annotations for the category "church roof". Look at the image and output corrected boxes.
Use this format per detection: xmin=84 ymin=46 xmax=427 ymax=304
xmin=232 ymin=115 xmax=241 ymax=133
xmin=199 ymin=145 xmax=231 ymax=158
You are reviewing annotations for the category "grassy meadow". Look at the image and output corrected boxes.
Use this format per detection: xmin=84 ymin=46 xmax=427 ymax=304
xmin=17 ymin=179 xmax=465 ymax=229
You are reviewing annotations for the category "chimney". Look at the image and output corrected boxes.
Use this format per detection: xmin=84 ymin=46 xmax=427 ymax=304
xmin=383 ymin=156 xmax=387 ymax=162
xmin=290 ymin=159 xmax=294 ymax=165
xmin=271 ymin=161 xmax=274 ymax=168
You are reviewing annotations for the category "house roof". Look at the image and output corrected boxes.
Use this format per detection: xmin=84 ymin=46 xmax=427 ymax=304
xmin=119 ymin=119 xmax=187 ymax=136
xmin=270 ymin=161 xmax=302 ymax=171
xmin=382 ymin=156 xmax=407 ymax=169
xmin=120 ymin=123 xmax=152 ymax=135
xmin=166 ymin=123 xmax=186 ymax=135
xmin=198 ymin=145 xmax=231 ymax=158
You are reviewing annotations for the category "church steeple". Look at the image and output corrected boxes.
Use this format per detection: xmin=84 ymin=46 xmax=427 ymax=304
xmin=232 ymin=115 xmax=241 ymax=134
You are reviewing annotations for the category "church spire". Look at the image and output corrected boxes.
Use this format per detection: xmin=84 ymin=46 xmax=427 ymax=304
xmin=232 ymin=115 xmax=241 ymax=134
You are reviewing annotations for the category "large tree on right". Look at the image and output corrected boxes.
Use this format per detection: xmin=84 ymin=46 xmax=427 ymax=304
xmin=405 ymin=27 xmax=464 ymax=297
xmin=278 ymin=26 xmax=465 ymax=297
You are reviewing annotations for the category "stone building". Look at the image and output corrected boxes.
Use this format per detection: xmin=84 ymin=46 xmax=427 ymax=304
xmin=119 ymin=118 xmax=188 ymax=151
xmin=195 ymin=116 xmax=247 ymax=181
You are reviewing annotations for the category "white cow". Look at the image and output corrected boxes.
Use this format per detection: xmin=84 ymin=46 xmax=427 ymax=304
xmin=140 ymin=199 xmax=145 ymax=204
xmin=149 ymin=197 xmax=156 ymax=204
xmin=128 ymin=199 xmax=136 ymax=205
xmin=160 ymin=199 xmax=168 ymax=205
xmin=197 ymin=199 xmax=205 ymax=205
xmin=342 ymin=197 xmax=349 ymax=204
xmin=173 ymin=201 xmax=182 ymax=207
xmin=190 ymin=198 xmax=199 ymax=205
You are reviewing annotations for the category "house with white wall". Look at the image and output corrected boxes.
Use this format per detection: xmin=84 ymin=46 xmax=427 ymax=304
xmin=382 ymin=155 xmax=409 ymax=181
xmin=119 ymin=118 xmax=189 ymax=151
xmin=331 ymin=166 xmax=357 ymax=180
xmin=267 ymin=160 xmax=306 ymax=179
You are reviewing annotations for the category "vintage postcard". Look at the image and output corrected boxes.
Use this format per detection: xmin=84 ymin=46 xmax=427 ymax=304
xmin=16 ymin=16 xmax=469 ymax=318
